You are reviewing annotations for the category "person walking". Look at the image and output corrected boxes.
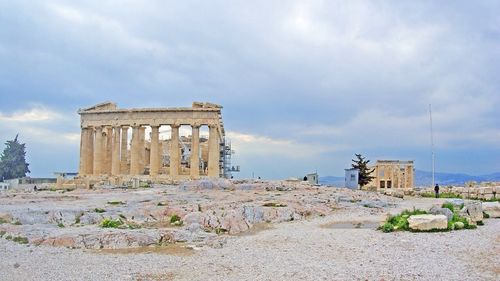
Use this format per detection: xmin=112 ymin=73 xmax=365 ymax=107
xmin=434 ymin=184 xmax=440 ymax=198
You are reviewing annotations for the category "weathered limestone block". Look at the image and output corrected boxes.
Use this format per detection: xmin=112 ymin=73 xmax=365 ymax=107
xmin=408 ymin=214 xmax=448 ymax=231
xmin=482 ymin=202 xmax=500 ymax=218
xmin=429 ymin=206 xmax=454 ymax=222
xmin=460 ymin=201 xmax=483 ymax=223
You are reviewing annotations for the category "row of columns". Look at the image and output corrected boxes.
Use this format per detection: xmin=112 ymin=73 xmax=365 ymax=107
xmin=79 ymin=124 xmax=220 ymax=178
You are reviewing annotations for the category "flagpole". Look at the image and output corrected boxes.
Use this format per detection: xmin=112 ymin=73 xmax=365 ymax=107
xmin=429 ymin=104 xmax=435 ymax=188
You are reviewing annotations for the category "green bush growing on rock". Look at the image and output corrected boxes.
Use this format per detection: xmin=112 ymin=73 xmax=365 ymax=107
xmin=12 ymin=236 xmax=28 ymax=244
xmin=94 ymin=208 xmax=106 ymax=213
xmin=262 ymin=202 xmax=287 ymax=207
xmin=0 ymin=230 xmax=6 ymax=237
xmin=215 ymin=227 xmax=228 ymax=235
xmin=170 ymin=214 xmax=183 ymax=226
xmin=107 ymin=201 xmax=125 ymax=205
xmin=381 ymin=222 xmax=394 ymax=233
xmin=57 ymin=222 xmax=65 ymax=228
xmin=13 ymin=220 xmax=22 ymax=225
xmin=387 ymin=209 xmax=428 ymax=232
xmin=441 ymin=202 xmax=455 ymax=212
xmin=447 ymin=214 xmax=476 ymax=230
xmin=421 ymin=192 xmax=462 ymax=199
xmin=483 ymin=212 xmax=490 ymax=219
xmin=100 ymin=218 xmax=123 ymax=228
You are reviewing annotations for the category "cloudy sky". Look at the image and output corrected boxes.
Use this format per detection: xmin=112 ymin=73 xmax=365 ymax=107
xmin=0 ymin=1 xmax=499 ymax=179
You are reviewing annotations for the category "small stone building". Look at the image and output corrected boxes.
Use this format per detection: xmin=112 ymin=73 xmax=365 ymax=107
xmin=306 ymin=173 xmax=319 ymax=185
xmin=344 ymin=168 xmax=359 ymax=189
xmin=368 ymin=160 xmax=414 ymax=190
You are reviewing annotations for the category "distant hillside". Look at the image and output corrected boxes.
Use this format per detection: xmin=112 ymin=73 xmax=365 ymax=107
xmin=319 ymin=176 xmax=344 ymax=186
xmin=320 ymin=170 xmax=500 ymax=187
xmin=414 ymin=170 xmax=500 ymax=186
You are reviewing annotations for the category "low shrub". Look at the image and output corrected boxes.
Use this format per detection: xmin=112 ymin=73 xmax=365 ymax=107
xmin=57 ymin=222 xmax=65 ymax=228
xmin=381 ymin=222 xmax=394 ymax=233
xmin=100 ymin=218 xmax=124 ymax=228
xmin=94 ymin=208 xmax=106 ymax=213
xmin=170 ymin=214 xmax=183 ymax=226
xmin=215 ymin=227 xmax=228 ymax=235
xmin=262 ymin=202 xmax=287 ymax=207
xmin=421 ymin=192 xmax=462 ymax=199
xmin=441 ymin=202 xmax=455 ymax=212
xmin=386 ymin=208 xmax=428 ymax=232
xmin=107 ymin=201 xmax=125 ymax=205
xmin=12 ymin=236 xmax=29 ymax=244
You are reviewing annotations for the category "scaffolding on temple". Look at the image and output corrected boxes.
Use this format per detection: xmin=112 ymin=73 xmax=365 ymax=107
xmin=220 ymin=138 xmax=240 ymax=179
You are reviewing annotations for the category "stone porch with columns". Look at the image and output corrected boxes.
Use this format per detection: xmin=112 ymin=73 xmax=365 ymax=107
xmin=77 ymin=101 xmax=225 ymax=184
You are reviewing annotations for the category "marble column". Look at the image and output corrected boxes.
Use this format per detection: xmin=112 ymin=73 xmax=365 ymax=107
xmin=139 ymin=127 xmax=146 ymax=172
xmin=170 ymin=124 xmax=180 ymax=177
xmin=190 ymin=125 xmax=200 ymax=178
xmin=130 ymin=126 xmax=141 ymax=175
xmin=93 ymin=126 xmax=103 ymax=175
xmin=111 ymin=126 xmax=121 ymax=175
xmin=85 ymin=127 xmax=94 ymax=174
xmin=79 ymin=127 xmax=91 ymax=175
xmin=150 ymin=126 xmax=160 ymax=176
xmin=120 ymin=126 xmax=129 ymax=174
xmin=208 ymin=124 xmax=220 ymax=177
xmin=105 ymin=127 xmax=113 ymax=174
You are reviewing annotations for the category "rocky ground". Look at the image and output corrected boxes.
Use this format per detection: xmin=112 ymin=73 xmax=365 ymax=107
xmin=0 ymin=180 xmax=498 ymax=280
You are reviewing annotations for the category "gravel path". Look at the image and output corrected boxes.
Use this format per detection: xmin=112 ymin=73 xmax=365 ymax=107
xmin=1 ymin=209 xmax=498 ymax=281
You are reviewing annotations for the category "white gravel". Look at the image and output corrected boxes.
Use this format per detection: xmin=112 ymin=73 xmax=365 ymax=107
xmin=1 ymin=208 xmax=498 ymax=281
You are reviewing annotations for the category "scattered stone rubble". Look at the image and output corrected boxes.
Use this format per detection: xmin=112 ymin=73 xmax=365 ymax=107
xmin=1 ymin=179 xmax=497 ymax=251
xmin=0 ymin=179 xmax=399 ymax=250
xmin=417 ymin=185 xmax=500 ymax=200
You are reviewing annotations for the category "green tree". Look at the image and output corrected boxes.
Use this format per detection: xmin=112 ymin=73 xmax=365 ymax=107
xmin=351 ymin=153 xmax=375 ymax=188
xmin=0 ymin=135 xmax=30 ymax=180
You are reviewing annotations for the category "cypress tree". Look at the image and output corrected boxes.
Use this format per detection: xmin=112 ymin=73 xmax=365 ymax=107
xmin=351 ymin=153 xmax=375 ymax=188
xmin=0 ymin=135 xmax=30 ymax=180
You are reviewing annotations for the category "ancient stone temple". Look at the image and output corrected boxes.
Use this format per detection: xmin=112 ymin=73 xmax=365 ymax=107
xmin=77 ymin=102 xmax=225 ymax=180
xmin=368 ymin=160 xmax=415 ymax=190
